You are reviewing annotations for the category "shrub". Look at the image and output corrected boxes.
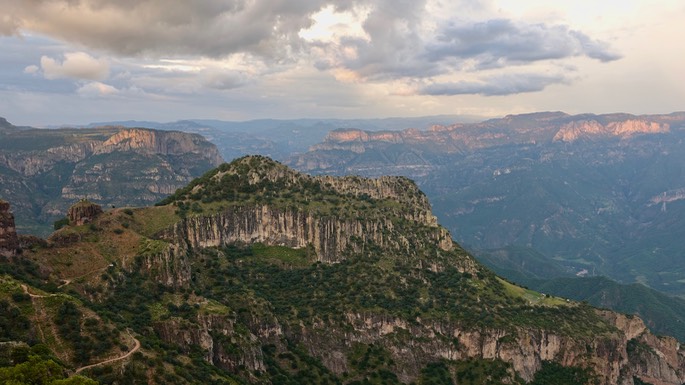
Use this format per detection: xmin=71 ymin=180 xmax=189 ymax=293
xmin=53 ymin=217 xmax=69 ymax=230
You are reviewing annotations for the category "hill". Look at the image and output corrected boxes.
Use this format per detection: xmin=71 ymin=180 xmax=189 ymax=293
xmin=0 ymin=156 xmax=683 ymax=384
xmin=0 ymin=118 xmax=223 ymax=235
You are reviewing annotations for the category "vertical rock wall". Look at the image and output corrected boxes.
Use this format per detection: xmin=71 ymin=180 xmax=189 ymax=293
xmin=0 ymin=200 xmax=18 ymax=256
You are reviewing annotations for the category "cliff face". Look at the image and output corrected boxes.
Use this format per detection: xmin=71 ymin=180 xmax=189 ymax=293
xmin=95 ymin=128 xmax=224 ymax=164
xmin=553 ymin=119 xmax=669 ymax=142
xmin=67 ymin=200 xmax=103 ymax=226
xmin=0 ymin=200 xmax=18 ymax=256
xmin=0 ymin=122 xmax=223 ymax=235
xmin=164 ymin=204 xmax=453 ymax=265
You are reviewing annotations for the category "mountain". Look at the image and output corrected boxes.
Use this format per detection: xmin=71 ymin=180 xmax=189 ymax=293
xmin=0 ymin=118 xmax=223 ymax=235
xmin=82 ymin=115 xmax=473 ymax=163
xmin=288 ymin=112 xmax=685 ymax=296
xmin=1 ymin=156 xmax=684 ymax=384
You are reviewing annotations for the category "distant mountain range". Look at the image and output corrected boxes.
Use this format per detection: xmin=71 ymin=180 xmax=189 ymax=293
xmin=76 ymin=115 xmax=474 ymax=162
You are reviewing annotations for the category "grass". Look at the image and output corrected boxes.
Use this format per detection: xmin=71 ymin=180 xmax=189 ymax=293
xmin=127 ymin=206 xmax=180 ymax=237
xmin=251 ymin=243 xmax=312 ymax=267
xmin=148 ymin=302 xmax=169 ymax=322
xmin=498 ymin=278 xmax=571 ymax=307
xmin=139 ymin=239 xmax=171 ymax=257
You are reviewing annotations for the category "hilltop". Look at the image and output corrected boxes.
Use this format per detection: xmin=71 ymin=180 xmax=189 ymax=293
xmin=1 ymin=156 xmax=684 ymax=384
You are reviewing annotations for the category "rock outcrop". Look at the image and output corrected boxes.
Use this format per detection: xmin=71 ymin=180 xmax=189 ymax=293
xmin=553 ymin=119 xmax=669 ymax=142
xmin=67 ymin=200 xmax=103 ymax=226
xmin=0 ymin=200 xmax=18 ymax=256
xmin=164 ymin=204 xmax=453 ymax=264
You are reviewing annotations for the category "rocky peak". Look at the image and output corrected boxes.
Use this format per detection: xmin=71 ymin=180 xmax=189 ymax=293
xmin=94 ymin=127 xmax=223 ymax=165
xmin=0 ymin=117 xmax=13 ymax=130
xmin=553 ymin=119 xmax=670 ymax=142
xmin=178 ymin=156 xmax=438 ymax=227
xmin=67 ymin=200 xmax=103 ymax=226
xmin=0 ymin=200 xmax=19 ymax=256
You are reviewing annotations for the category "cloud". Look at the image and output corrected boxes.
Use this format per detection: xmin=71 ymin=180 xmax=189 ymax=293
xmin=40 ymin=52 xmax=110 ymax=80
xmin=420 ymin=73 xmax=568 ymax=96
xmin=0 ymin=13 xmax=20 ymax=35
xmin=76 ymin=82 xmax=119 ymax=98
xmin=23 ymin=65 xmax=39 ymax=74
xmin=2 ymin=0 xmax=622 ymax=99
xmin=201 ymin=70 xmax=250 ymax=90
xmin=424 ymin=19 xmax=621 ymax=68
xmin=307 ymin=3 xmax=620 ymax=89
xmin=2 ymin=0 xmax=354 ymax=59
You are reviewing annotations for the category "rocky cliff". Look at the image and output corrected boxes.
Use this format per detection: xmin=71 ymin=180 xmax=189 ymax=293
xmin=66 ymin=200 xmax=103 ymax=226
xmin=553 ymin=119 xmax=669 ymax=142
xmin=0 ymin=200 xmax=18 ymax=256
xmin=164 ymin=204 xmax=453 ymax=264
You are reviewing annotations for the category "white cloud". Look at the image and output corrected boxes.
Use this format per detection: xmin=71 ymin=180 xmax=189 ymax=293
xmin=23 ymin=65 xmax=39 ymax=74
xmin=76 ymin=81 xmax=119 ymax=97
xmin=40 ymin=52 xmax=110 ymax=81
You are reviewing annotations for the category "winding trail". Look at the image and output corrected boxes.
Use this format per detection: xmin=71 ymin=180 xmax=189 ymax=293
xmin=58 ymin=266 xmax=109 ymax=288
xmin=21 ymin=284 xmax=142 ymax=373
xmin=75 ymin=330 xmax=141 ymax=374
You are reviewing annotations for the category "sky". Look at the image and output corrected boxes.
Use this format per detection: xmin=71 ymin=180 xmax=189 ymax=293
xmin=1 ymin=0 xmax=684 ymax=126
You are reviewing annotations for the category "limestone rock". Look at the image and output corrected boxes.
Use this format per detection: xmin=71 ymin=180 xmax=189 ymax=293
xmin=67 ymin=200 xmax=103 ymax=226
xmin=0 ymin=200 xmax=19 ymax=256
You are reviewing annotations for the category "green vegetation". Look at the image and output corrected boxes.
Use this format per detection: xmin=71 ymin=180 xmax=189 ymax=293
xmin=54 ymin=217 xmax=70 ymax=231
xmin=493 ymin=275 xmax=685 ymax=342
xmin=189 ymin=243 xmax=614 ymax=337
xmin=345 ymin=343 xmax=399 ymax=384
xmin=0 ymin=355 xmax=98 ymax=385
xmin=157 ymin=156 xmax=420 ymax=223
xmin=55 ymin=302 xmax=118 ymax=365
xmin=0 ymin=299 xmax=31 ymax=342
xmin=529 ymin=361 xmax=598 ymax=385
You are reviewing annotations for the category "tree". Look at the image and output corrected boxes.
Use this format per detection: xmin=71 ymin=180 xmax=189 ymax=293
xmin=0 ymin=355 xmax=98 ymax=385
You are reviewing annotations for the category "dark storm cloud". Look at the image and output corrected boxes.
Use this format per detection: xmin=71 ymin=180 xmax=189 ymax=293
xmin=0 ymin=0 xmax=354 ymax=59
xmin=420 ymin=73 xmax=568 ymax=96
